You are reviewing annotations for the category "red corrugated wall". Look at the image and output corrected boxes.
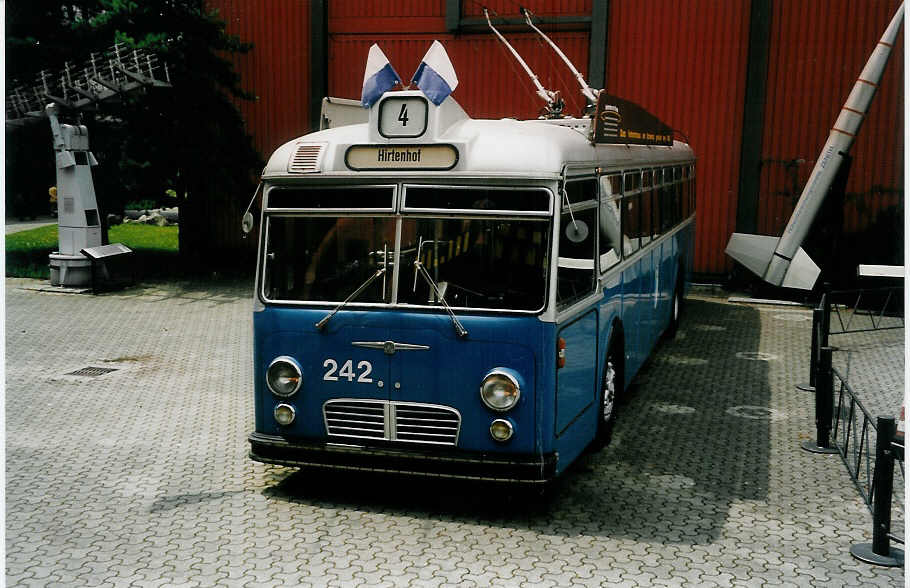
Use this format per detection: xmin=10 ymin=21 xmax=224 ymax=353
xmin=208 ymin=1 xmax=902 ymax=276
xmin=461 ymin=1 xmax=591 ymax=18
xmin=604 ymin=0 xmax=751 ymax=276
xmin=758 ymin=0 xmax=903 ymax=237
xmin=329 ymin=0 xmax=447 ymax=33
xmin=207 ymin=0 xmax=311 ymax=159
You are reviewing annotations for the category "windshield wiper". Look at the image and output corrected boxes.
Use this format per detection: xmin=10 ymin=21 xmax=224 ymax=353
xmin=413 ymin=259 xmax=468 ymax=339
xmin=315 ymin=266 xmax=387 ymax=331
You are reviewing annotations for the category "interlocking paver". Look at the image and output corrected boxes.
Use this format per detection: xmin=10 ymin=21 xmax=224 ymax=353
xmin=5 ymin=279 xmax=905 ymax=586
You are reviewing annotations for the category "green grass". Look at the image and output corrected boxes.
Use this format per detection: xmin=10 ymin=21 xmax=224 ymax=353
xmin=109 ymin=224 xmax=179 ymax=251
xmin=6 ymin=223 xmax=179 ymax=278
xmin=4 ymin=224 xmax=60 ymax=252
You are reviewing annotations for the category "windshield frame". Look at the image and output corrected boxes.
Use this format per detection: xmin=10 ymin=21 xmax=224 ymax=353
xmin=258 ymin=182 xmax=555 ymax=315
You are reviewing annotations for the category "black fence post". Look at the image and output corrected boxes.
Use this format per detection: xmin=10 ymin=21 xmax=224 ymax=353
xmin=797 ymin=305 xmax=824 ymax=392
xmin=851 ymin=417 xmax=904 ymax=566
xmin=802 ymin=346 xmax=839 ymax=454
xmin=821 ymin=284 xmax=832 ymax=349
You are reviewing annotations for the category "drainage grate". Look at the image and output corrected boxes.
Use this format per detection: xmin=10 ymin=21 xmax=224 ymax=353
xmin=66 ymin=366 xmax=118 ymax=378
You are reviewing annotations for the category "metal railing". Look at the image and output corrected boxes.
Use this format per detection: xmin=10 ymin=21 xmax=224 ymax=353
xmin=801 ymin=285 xmax=903 ymax=391
xmin=831 ymin=367 xmax=904 ymax=518
xmin=802 ymin=346 xmax=905 ymax=566
xmin=827 ymin=286 xmax=904 ymax=335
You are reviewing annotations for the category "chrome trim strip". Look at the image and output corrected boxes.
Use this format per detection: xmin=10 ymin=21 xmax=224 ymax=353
xmin=351 ymin=340 xmax=431 ymax=355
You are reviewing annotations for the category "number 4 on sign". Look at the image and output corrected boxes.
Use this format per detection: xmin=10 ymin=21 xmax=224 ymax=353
xmin=398 ymin=104 xmax=408 ymax=126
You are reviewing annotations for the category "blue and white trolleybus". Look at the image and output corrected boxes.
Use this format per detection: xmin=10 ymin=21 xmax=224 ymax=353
xmin=248 ymin=54 xmax=696 ymax=483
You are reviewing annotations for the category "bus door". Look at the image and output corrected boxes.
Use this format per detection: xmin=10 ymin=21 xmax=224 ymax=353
xmin=555 ymin=180 xmax=599 ymax=440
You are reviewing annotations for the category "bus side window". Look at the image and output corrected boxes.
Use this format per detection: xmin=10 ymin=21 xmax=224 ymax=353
xmin=557 ymin=180 xmax=597 ymax=309
xmin=676 ymin=177 xmax=685 ymax=220
xmin=690 ymin=166 xmax=697 ymax=213
xmin=640 ymin=172 xmax=653 ymax=246
xmin=659 ymin=168 xmax=673 ymax=231
xmin=599 ymin=175 xmax=622 ymax=271
xmin=622 ymin=194 xmax=641 ymax=255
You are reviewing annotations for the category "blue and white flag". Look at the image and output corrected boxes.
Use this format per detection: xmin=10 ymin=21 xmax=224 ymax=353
xmin=412 ymin=40 xmax=459 ymax=106
xmin=361 ymin=44 xmax=402 ymax=108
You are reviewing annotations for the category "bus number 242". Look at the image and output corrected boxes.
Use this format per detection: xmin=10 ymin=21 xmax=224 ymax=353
xmin=323 ymin=359 xmax=373 ymax=383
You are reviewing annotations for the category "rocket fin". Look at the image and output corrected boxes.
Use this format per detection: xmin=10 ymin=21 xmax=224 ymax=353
xmin=725 ymin=233 xmax=779 ymax=278
xmin=781 ymin=247 xmax=820 ymax=290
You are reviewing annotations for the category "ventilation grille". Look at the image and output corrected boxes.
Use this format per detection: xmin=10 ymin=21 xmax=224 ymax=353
xmin=601 ymin=107 xmax=621 ymax=137
xmin=324 ymin=400 xmax=386 ymax=440
xmin=324 ymin=399 xmax=461 ymax=446
xmin=287 ymin=143 xmax=324 ymax=174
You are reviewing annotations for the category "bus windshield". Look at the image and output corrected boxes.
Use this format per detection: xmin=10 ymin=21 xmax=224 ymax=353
xmin=263 ymin=215 xmax=550 ymax=312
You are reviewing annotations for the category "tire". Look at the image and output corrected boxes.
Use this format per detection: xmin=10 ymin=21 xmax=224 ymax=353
xmin=666 ymin=278 xmax=682 ymax=339
xmin=593 ymin=339 xmax=622 ymax=450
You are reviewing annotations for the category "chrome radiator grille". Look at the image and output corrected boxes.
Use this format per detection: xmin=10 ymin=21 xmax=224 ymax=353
xmin=323 ymin=399 xmax=461 ymax=446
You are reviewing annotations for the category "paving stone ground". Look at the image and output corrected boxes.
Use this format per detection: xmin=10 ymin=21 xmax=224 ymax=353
xmin=5 ymin=277 xmax=905 ymax=587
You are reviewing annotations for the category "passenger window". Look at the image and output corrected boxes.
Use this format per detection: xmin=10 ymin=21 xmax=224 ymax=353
xmin=557 ymin=180 xmax=597 ymax=309
xmin=621 ymin=195 xmax=641 ymax=255
xmin=599 ymin=176 xmax=622 ymax=272
xmin=660 ymin=178 xmax=674 ymax=231
xmin=639 ymin=190 xmax=653 ymax=245
xmin=602 ymin=174 xmax=622 ymax=198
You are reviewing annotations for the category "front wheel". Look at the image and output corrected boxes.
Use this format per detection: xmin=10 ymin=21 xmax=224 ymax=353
xmin=666 ymin=278 xmax=682 ymax=339
xmin=593 ymin=341 xmax=622 ymax=450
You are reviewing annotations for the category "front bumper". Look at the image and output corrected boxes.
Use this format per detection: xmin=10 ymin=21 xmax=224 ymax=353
xmin=249 ymin=432 xmax=558 ymax=483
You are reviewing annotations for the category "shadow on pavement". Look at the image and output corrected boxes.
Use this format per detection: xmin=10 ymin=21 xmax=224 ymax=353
xmin=262 ymin=297 xmax=770 ymax=545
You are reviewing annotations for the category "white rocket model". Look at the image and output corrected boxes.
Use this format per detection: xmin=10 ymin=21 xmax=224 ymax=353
xmin=725 ymin=4 xmax=904 ymax=290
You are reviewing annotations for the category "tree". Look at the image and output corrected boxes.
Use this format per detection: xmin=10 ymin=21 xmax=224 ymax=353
xmin=6 ymin=1 xmax=263 ymax=264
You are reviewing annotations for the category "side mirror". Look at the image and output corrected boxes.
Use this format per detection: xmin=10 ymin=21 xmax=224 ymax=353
xmin=241 ymin=182 xmax=263 ymax=236
xmin=242 ymin=211 xmax=255 ymax=234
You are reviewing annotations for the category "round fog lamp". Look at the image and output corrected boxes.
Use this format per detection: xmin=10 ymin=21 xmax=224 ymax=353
xmin=274 ymin=404 xmax=296 ymax=426
xmin=267 ymin=356 xmax=302 ymax=397
xmin=480 ymin=370 xmax=520 ymax=412
xmin=490 ymin=419 xmax=514 ymax=442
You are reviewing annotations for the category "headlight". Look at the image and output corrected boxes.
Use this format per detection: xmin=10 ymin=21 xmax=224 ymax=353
xmin=490 ymin=419 xmax=514 ymax=442
xmin=267 ymin=356 xmax=302 ymax=397
xmin=480 ymin=369 xmax=521 ymax=412
xmin=274 ymin=403 xmax=296 ymax=426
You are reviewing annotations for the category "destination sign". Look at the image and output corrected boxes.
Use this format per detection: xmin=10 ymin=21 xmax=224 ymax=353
xmin=345 ymin=144 xmax=458 ymax=171
xmin=592 ymin=93 xmax=674 ymax=147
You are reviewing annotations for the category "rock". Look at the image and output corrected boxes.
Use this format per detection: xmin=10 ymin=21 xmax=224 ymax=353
xmin=146 ymin=212 xmax=168 ymax=227
xmin=160 ymin=207 xmax=179 ymax=224
xmin=124 ymin=209 xmax=142 ymax=220
xmin=107 ymin=214 xmax=123 ymax=226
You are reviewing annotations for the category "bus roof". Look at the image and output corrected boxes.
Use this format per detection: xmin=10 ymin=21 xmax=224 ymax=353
xmin=263 ymin=91 xmax=694 ymax=180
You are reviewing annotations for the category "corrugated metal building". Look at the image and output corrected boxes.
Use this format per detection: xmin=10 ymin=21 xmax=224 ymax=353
xmin=209 ymin=0 xmax=903 ymax=279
